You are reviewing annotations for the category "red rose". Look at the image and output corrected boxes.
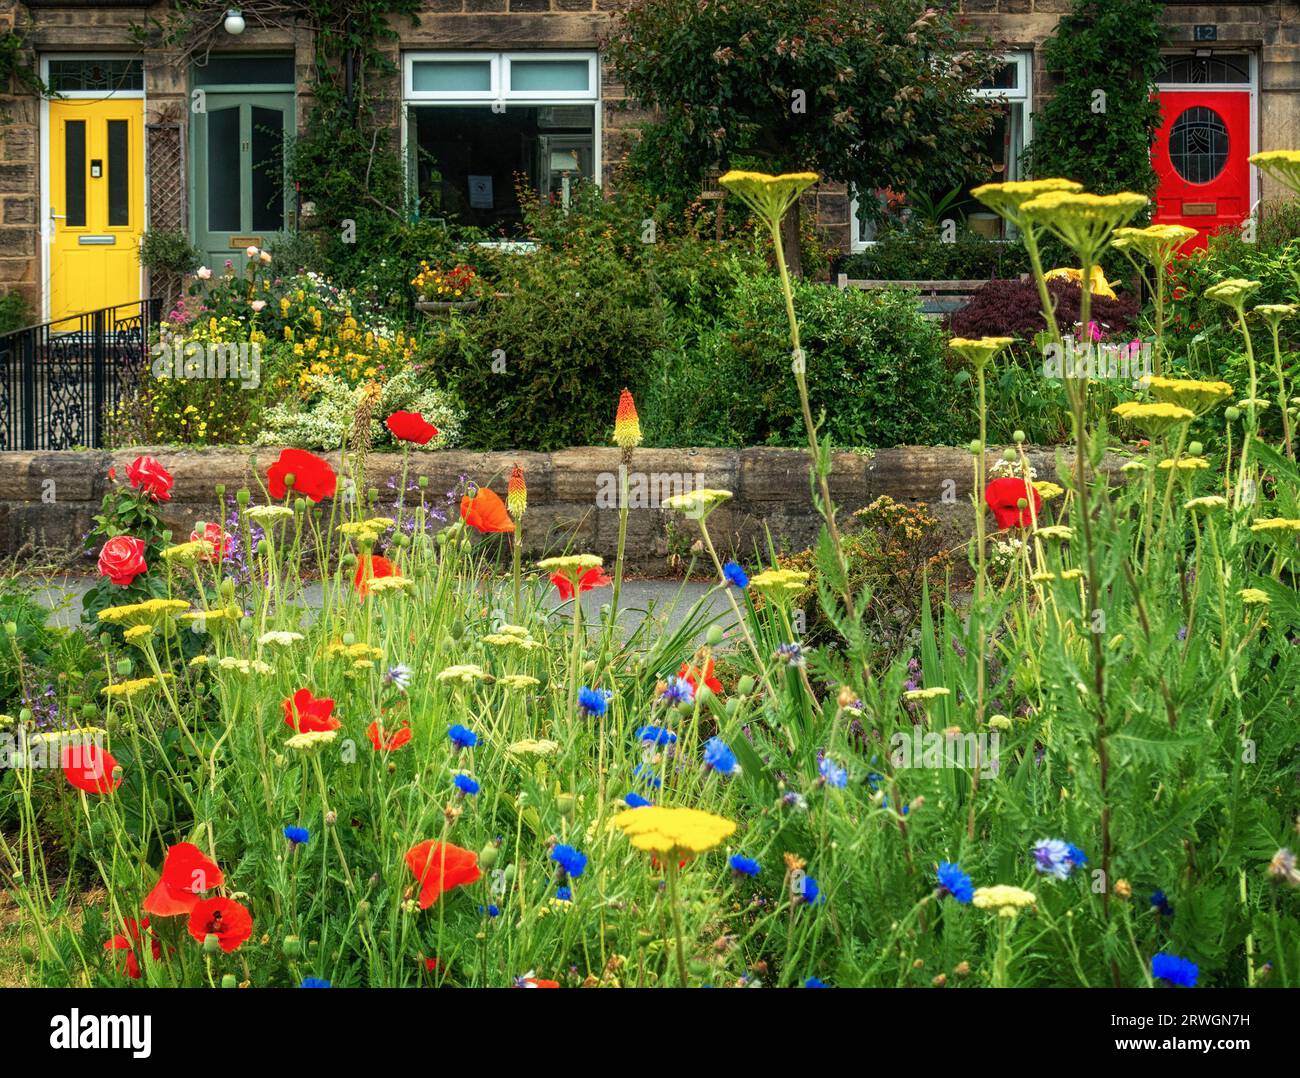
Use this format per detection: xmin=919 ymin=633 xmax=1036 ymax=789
xmin=984 ymin=477 xmax=1042 ymax=530
xmin=187 ymin=896 xmax=253 ymax=952
xmin=283 ymin=688 xmax=340 ymax=733
xmin=190 ymin=522 xmax=231 ymax=564
xmin=61 ymin=742 xmax=122 ymax=795
xmin=143 ymin=842 xmax=224 ymax=917
xmin=385 ymin=411 xmax=439 ymax=446
xmin=266 ymin=448 xmax=337 ymax=503
xmin=97 ymin=535 xmax=148 ymax=586
xmin=126 ymin=455 xmax=174 ymax=502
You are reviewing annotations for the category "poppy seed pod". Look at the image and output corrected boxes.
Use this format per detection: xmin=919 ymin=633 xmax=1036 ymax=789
xmin=1002 ymin=448 xmax=1017 ymax=462
xmin=737 ymin=675 xmax=755 ymax=696
xmin=115 ymin=659 xmax=132 ymax=677
xmin=19 ymin=707 xmax=32 ymax=724
xmin=203 ymin=933 xmax=221 ymax=955
xmin=418 ymin=475 xmax=429 ymax=489
xmin=236 ymin=488 xmax=250 ymax=506
xmin=706 ymin=624 xmax=724 ymax=646
xmin=283 ymin=935 xmax=303 ymax=958
xmin=221 ymin=974 xmax=237 ymax=988
xmin=1188 ymin=441 xmax=1204 ymax=456
xmin=215 ymin=484 xmax=226 ymax=497
xmin=557 ymin=793 xmax=576 ymax=817
xmin=3 ymin=622 xmax=16 ymax=637
xmin=1225 ymin=406 xmax=1241 ymax=422
xmin=479 ymin=844 xmax=500 ymax=870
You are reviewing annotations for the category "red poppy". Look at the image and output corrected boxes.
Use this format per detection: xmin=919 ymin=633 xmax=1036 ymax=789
xmin=283 ymin=688 xmax=340 ymax=733
xmin=459 ymin=487 xmax=514 ymax=534
xmin=385 ymin=411 xmax=439 ymax=446
xmin=515 ymin=974 xmax=560 ymax=988
xmin=104 ymin=917 xmax=162 ymax=980
xmin=190 ymin=522 xmax=231 ymax=564
xmin=61 ymin=742 xmax=122 ymax=795
xmin=551 ymin=565 xmax=612 ymax=601
xmin=126 ymin=455 xmax=174 ymax=502
xmin=355 ymin=554 xmax=397 ymax=597
xmin=266 ymin=448 xmax=337 ymax=503
xmin=678 ymin=658 xmax=724 ymax=696
xmin=405 ymin=840 xmax=481 ymax=909
xmin=984 ymin=477 xmax=1042 ymax=530
xmin=368 ymin=719 xmax=413 ymax=752
xmin=97 ymin=535 xmax=148 ymax=587
xmin=143 ymin=842 xmax=224 ymax=917
xmin=187 ymin=896 xmax=253 ymax=952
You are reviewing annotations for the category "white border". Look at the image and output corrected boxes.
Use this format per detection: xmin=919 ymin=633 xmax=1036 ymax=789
xmin=38 ymin=54 xmax=148 ymax=322
xmin=850 ymin=51 xmax=1033 ymax=252
xmin=403 ymin=51 xmax=500 ymax=102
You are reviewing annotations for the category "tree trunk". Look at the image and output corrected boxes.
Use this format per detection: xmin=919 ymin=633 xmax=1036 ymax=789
xmin=780 ymin=198 xmax=803 ymax=278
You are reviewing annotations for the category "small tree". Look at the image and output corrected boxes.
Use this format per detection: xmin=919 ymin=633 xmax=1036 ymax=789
xmin=607 ymin=0 xmax=999 ymax=274
xmin=1021 ymin=0 xmax=1164 ymax=197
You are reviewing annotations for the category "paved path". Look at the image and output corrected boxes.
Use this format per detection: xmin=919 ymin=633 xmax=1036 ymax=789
xmin=27 ymin=575 xmax=738 ymax=639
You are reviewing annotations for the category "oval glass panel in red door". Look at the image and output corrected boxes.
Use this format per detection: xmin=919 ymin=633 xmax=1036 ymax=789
xmin=1152 ymin=90 xmax=1251 ymax=251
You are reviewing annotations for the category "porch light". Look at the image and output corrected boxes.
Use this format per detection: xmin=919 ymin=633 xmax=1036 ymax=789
xmin=224 ymin=9 xmax=246 ymax=35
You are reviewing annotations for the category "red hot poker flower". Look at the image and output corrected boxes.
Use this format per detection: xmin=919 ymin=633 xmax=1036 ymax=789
xmin=104 ymin=917 xmax=162 ymax=980
xmin=984 ymin=477 xmax=1042 ymax=530
xmin=283 ymin=688 xmax=340 ymax=733
xmin=126 ymin=455 xmax=174 ymax=502
xmin=405 ymin=840 xmax=481 ymax=909
xmin=385 ymin=411 xmax=439 ymax=446
xmin=460 ymin=487 xmax=514 ymax=534
xmin=266 ymin=448 xmax=337 ymax=502
xmin=355 ymin=554 xmax=397 ymax=598
xmin=61 ymin=742 xmax=122 ymax=795
xmin=143 ymin=842 xmax=224 ymax=917
xmin=187 ymin=896 xmax=253 ymax=952
xmin=368 ymin=719 xmax=413 ymax=752
xmin=551 ymin=565 xmax=612 ymax=601
xmin=678 ymin=657 xmax=724 ymax=696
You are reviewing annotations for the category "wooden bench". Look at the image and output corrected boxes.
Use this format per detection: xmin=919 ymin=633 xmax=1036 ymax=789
xmin=835 ymin=275 xmax=992 ymax=317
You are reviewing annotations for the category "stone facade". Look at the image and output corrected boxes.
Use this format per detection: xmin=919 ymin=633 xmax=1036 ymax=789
xmin=0 ymin=443 xmax=1122 ymax=570
xmin=0 ymin=0 xmax=1297 ymax=317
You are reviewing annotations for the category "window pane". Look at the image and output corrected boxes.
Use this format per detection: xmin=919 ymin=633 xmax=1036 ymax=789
xmin=410 ymin=104 xmax=594 ymax=233
xmin=1158 ymin=54 xmax=1250 ymax=85
xmin=207 ymin=106 xmax=241 ymax=232
xmin=107 ymin=119 xmax=129 ymax=227
xmin=250 ymin=106 xmax=285 ymax=231
xmin=412 ymin=60 xmax=492 ymax=93
xmin=979 ymin=62 xmax=1020 ymax=92
xmin=48 ymin=59 xmax=143 ymax=93
xmin=510 ymin=59 xmax=590 ymax=93
xmin=193 ymin=56 xmax=295 ymax=86
xmin=64 ymin=120 xmax=86 ymax=228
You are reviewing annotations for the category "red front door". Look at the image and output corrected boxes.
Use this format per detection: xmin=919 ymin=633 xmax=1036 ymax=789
xmin=1152 ymin=90 xmax=1251 ymax=251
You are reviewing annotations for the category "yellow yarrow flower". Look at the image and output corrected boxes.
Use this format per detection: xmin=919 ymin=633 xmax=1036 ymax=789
xmin=949 ymin=336 xmax=1014 ymax=370
xmin=972 ymin=884 xmax=1037 ymax=917
xmin=97 ymin=598 xmax=191 ymax=627
xmin=286 ymin=730 xmax=337 ymax=753
xmin=971 ymin=178 xmax=1083 ymax=230
xmin=1249 ymin=150 xmax=1300 ymax=196
xmin=718 ymin=170 xmax=820 ymax=233
xmin=1204 ymin=278 xmax=1262 ymax=310
xmin=437 ymin=664 xmax=490 ymax=684
xmin=499 ymin=674 xmax=542 ymax=692
xmin=537 ymin=554 xmax=604 ymax=575
xmin=1112 ymin=400 xmax=1196 ymax=437
xmin=507 ymin=736 xmax=558 ymax=754
xmin=661 ymin=488 xmax=733 ymax=519
xmin=1034 ymin=481 xmax=1066 ymax=501
xmin=161 ymin=540 xmax=215 ymax=565
xmin=1158 ymin=456 xmax=1210 ymax=471
xmin=1250 ymin=518 xmax=1300 ymax=534
xmin=1238 ymin=588 xmax=1270 ymax=606
xmin=748 ymin=568 xmax=809 ymax=599
xmin=1185 ymin=496 xmax=1229 ymax=513
xmin=103 ymin=676 xmax=164 ymax=699
xmin=123 ymin=624 xmax=154 ymax=646
xmin=1035 ymin=525 xmax=1073 ymax=541
xmin=904 ymin=687 xmax=950 ymax=702
xmin=1019 ymin=190 xmax=1148 ymax=261
xmin=1111 ymin=223 xmax=1197 ymax=265
xmin=1141 ymin=375 xmax=1234 ymax=416
xmin=612 ymin=805 xmax=737 ymax=857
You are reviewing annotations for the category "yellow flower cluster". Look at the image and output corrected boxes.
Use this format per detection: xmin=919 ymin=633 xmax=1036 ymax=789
xmin=98 ymin=599 xmax=192 ymax=627
xmin=612 ymin=805 xmax=737 ymax=857
xmin=971 ymin=884 xmax=1037 ymax=916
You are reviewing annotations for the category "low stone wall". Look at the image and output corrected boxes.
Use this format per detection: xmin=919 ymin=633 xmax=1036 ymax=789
xmin=0 ymin=445 xmax=1105 ymax=572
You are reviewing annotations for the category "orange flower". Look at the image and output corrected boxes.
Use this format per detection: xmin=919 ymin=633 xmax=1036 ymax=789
xmin=614 ymin=388 xmax=642 ymax=449
xmin=678 ymin=657 xmax=723 ymax=696
xmin=186 ymin=896 xmax=253 ymax=952
xmin=507 ymin=464 xmax=527 ymax=520
xmin=460 ymin=487 xmax=514 ymax=533
xmin=355 ymin=554 xmax=397 ymax=597
xmin=368 ymin=719 xmax=413 ymax=752
xmin=551 ymin=565 xmax=612 ymax=601
xmin=405 ymin=840 xmax=481 ymax=908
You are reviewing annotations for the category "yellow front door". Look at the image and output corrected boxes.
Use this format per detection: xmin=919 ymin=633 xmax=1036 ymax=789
xmin=48 ymin=98 xmax=145 ymax=322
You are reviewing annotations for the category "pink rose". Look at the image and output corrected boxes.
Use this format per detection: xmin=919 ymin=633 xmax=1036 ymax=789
xmin=250 ymin=300 xmax=266 ymax=312
xmin=189 ymin=522 xmax=231 ymax=564
xmin=98 ymin=536 xmax=148 ymax=587
xmin=196 ymin=266 xmax=212 ymax=280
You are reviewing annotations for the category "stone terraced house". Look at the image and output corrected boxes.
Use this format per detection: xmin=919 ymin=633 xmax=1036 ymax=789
xmin=0 ymin=0 xmax=1297 ymax=323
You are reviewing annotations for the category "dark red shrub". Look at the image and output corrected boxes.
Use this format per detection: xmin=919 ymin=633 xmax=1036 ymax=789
xmin=946 ymin=278 xmax=1140 ymax=345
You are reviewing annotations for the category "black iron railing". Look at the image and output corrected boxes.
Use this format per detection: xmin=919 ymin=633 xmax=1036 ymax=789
xmin=0 ymin=299 xmax=160 ymax=451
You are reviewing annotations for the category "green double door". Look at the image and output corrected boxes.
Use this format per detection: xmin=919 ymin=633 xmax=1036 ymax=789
xmin=192 ymin=92 xmax=295 ymax=265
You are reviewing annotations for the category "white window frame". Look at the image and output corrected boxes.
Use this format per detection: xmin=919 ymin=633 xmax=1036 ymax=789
xmin=403 ymin=50 xmax=598 ymax=104
xmin=849 ymin=50 xmax=1033 ymax=253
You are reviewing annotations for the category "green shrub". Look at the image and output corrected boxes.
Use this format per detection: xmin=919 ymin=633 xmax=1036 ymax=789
xmin=838 ymin=225 xmax=1033 ymax=281
xmin=0 ymin=289 xmax=31 ymax=335
xmin=642 ymin=273 xmax=949 ymax=448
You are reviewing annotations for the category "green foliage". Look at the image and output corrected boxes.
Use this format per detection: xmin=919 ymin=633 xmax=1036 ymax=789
xmin=642 ymin=273 xmax=949 ymax=448
xmin=838 ymin=224 xmax=1033 ymax=281
xmin=1021 ymin=0 xmax=1164 ymax=197
xmin=138 ymin=230 xmax=201 ymax=277
xmin=0 ymin=289 xmax=31 ymax=335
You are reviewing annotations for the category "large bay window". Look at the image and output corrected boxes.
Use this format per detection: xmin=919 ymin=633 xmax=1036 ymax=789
xmin=850 ymin=52 xmax=1033 ymax=251
xmin=403 ymin=51 xmax=599 ymax=234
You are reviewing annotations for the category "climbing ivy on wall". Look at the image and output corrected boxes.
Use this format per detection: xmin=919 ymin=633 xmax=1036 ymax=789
xmin=1021 ymin=0 xmax=1164 ymax=199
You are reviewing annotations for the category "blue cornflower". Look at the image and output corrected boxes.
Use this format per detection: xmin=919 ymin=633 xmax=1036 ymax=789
xmin=448 ymin=723 xmax=478 ymax=750
xmin=1151 ymin=952 xmax=1198 ymax=987
xmin=479 ymin=904 xmax=501 ymax=918
xmin=555 ymin=886 xmax=573 ymax=902
xmin=633 ymin=764 xmax=663 ymax=789
xmin=551 ymin=843 xmax=587 ymax=879
xmin=818 ymin=754 xmax=848 ymax=788
xmin=284 ymin=825 xmax=310 ymax=845
xmin=659 ymin=676 xmax=695 ymax=706
xmin=936 ymin=862 xmax=973 ymax=904
xmin=775 ymin=642 xmax=805 ymax=666
xmin=803 ymin=977 xmax=829 ymax=988
xmin=703 ymin=736 xmax=739 ymax=776
xmin=866 ymin=771 xmax=884 ymax=792
xmin=1151 ymin=889 xmax=1175 ymax=916
xmin=300 ymin=977 xmax=331 ymax=988
xmin=577 ymin=686 xmax=612 ymax=718
xmin=383 ymin=664 xmax=412 ymax=691
xmin=729 ymin=854 xmax=761 ymax=877
xmin=723 ymin=561 xmax=749 ymax=589
xmin=1065 ymin=843 xmax=1088 ymax=867
xmin=453 ymin=773 xmax=480 ymax=796
xmin=798 ymin=876 xmax=822 ymax=906
xmin=635 ymin=723 xmax=677 ymax=746
xmin=624 ymin=791 xmax=653 ymax=808
xmin=1031 ymin=838 xmax=1074 ymax=880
